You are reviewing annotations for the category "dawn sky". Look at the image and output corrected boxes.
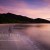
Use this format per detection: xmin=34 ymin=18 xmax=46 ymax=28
xmin=0 ymin=0 xmax=50 ymax=19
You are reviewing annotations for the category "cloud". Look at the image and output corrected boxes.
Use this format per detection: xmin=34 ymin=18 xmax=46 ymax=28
xmin=8 ymin=5 xmax=50 ymax=19
xmin=44 ymin=0 xmax=50 ymax=2
xmin=0 ymin=0 xmax=50 ymax=19
xmin=0 ymin=6 xmax=5 ymax=13
xmin=0 ymin=0 xmax=48 ymax=7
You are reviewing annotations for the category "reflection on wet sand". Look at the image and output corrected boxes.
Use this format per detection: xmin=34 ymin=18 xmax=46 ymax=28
xmin=0 ymin=24 xmax=50 ymax=50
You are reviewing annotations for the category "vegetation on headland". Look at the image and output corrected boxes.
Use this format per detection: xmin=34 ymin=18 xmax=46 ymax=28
xmin=0 ymin=13 xmax=50 ymax=23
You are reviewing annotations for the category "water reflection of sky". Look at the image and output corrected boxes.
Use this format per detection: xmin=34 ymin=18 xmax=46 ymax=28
xmin=0 ymin=24 xmax=50 ymax=50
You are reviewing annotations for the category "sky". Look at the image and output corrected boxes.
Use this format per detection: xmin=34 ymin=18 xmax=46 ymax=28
xmin=0 ymin=0 xmax=50 ymax=20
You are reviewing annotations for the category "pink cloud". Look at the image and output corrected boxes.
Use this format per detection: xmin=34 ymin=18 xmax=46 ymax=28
xmin=0 ymin=0 xmax=50 ymax=19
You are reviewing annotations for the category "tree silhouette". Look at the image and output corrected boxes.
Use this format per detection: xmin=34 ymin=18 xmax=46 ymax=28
xmin=0 ymin=13 xmax=50 ymax=23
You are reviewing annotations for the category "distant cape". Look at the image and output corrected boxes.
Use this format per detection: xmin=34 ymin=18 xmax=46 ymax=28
xmin=0 ymin=13 xmax=50 ymax=23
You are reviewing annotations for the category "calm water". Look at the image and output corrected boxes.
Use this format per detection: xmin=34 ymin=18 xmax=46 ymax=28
xmin=0 ymin=24 xmax=50 ymax=50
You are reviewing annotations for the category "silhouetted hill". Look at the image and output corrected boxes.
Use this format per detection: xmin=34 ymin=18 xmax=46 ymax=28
xmin=33 ymin=18 xmax=50 ymax=23
xmin=0 ymin=13 xmax=50 ymax=23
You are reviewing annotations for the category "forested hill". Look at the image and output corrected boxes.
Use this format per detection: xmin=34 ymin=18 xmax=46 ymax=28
xmin=0 ymin=13 xmax=50 ymax=23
